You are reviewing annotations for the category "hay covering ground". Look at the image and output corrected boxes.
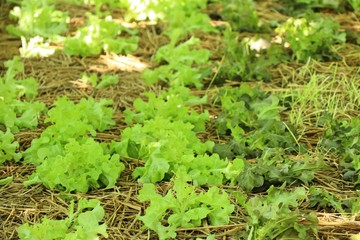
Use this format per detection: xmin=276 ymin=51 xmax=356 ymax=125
xmin=0 ymin=1 xmax=360 ymax=239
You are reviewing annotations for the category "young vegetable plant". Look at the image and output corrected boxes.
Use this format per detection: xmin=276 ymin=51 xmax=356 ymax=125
xmin=137 ymin=169 xmax=235 ymax=240
xmin=24 ymin=96 xmax=115 ymax=165
xmin=275 ymin=0 xmax=351 ymax=14
xmin=233 ymin=185 xmax=318 ymax=239
xmin=213 ymin=85 xmax=317 ymax=191
xmin=236 ymin=148 xmax=320 ymax=192
xmin=219 ymin=0 xmax=261 ymax=32
xmin=162 ymin=5 xmax=217 ymax=44
xmin=218 ymin=28 xmax=283 ymax=82
xmin=6 ymin=0 xmax=69 ymax=39
xmin=114 ymin=116 xmax=214 ymax=183
xmin=17 ymin=198 xmax=108 ymax=240
xmin=309 ymin=186 xmax=345 ymax=213
xmin=321 ymin=117 xmax=360 ymax=186
xmin=214 ymin=84 xmax=304 ymax=159
xmin=0 ymin=56 xmax=46 ymax=132
xmin=125 ymin=0 xmax=216 ymax=44
xmin=64 ymin=0 xmax=129 ymax=16
xmin=80 ymin=72 xmax=119 ymax=89
xmin=142 ymin=37 xmax=211 ymax=89
xmin=64 ymin=13 xmax=138 ymax=56
xmin=124 ymin=86 xmax=210 ymax=132
xmin=275 ymin=16 xmax=346 ymax=62
xmin=25 ymin=138 xmax=124 ymax=193
xmin=348 ymin=0 xmax=360 ymax=11
xmin=0 ymin=129 xmax=22 ymax=165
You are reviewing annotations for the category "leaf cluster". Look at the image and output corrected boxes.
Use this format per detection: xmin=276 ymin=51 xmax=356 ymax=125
xmin=124 ymin=87 xmax=210 ymax=131
xmin=24 ymin=96 xmax=115 ymax=164
xmin=137 ymin=169 xmax=234 ymax=240
xmin=142 ymin=37 xmax=211 ymax=89
xmin=212 ymin=85 xmax=318 ymax=191
xmin=25 ymin=138 xmax=124 ymax=193
xmin=0 ymin=56 xmax=46 ymax=132
xmin=275 ymin=16 xmax=346 ymax=62
xmin=80 ymin=72 xmax=119 ymax=89
xmin=321 ymin=117 xmax=360 ymax=185
xmin=181 ymin=154 xmax=245 ymax=186
xmin=0 ymin=129 xmax=22 ymax=164
xmin=115 ymin=116 xmax=214 ymax=183
xmin=275 ymin=0 xmax=352 ymax=14
xmin=17 ymin=198 xmax=108 ymax=240
xmin=64 ymin=0 xmax=129 ymax=15
xmin=214 ymin=85 xmax=301 ymax=159
xmin=6 ymin=0 xmax=69 ymax=39
xmin=234 ymin=185 xmax=318 ymax=239
xmin=64 ymin=13 xmax=138 ymax=56
xmin=219 ymin=0 xmax=260 ymax=32
xmin=162 ymin=3 xmax=216 ymax=43
xmin=23 ymin=97 xmax=123 ymax=193
xmin=236 ymin=148 xmax=320 ymax=192
xmin=309 ymin=186 xmax=345 ymax=213
xmin=219 ymin=29 xmax=283 ymax=82
xmin=126 ymin=0 xmax=216 ymax=43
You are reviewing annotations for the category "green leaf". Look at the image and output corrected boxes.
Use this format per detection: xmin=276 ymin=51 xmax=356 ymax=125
xmin=0 ymin=176 xmax=14 ymax=186
xmin=0 ymin=129 xmax=22 ymax=164
xmin=275 ymin=16 xmax=345 ymax=62
xmin=18 ymin=198 xmax=107 ymax=240
xmin=25 ymin=138 xmax=124 ymax=193
xmin=0 ymin=57 xmax=46 ymax=132
xmin=7 ymin=1 xmax=69 ymax=39
xmin=119 ymin=117 xmax=214 ymax=183
xmin=64 ymin=13 xmax=138 ymax=56
xmin=18 ymin=218 xmax=69 ymax=240
xmin=124 ymin=87 xmax=210 ymax=132
xmin=96 ymin=74 xmax=119 ymax=89
xmin=24 ymin=97 xmax=115 ymax=165
xmin=236 ymin=185 xmax=317 ymax=239
xmin=137 ymin=170 xmax=234 ymax=240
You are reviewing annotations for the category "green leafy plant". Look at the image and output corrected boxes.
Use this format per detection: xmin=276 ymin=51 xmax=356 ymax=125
xmin=6 ymin=0 xmax=69 ymax=39
xmin=275 ymin=0 xmax=349 ymax=14
xmin=162 ymin=6 xmax=216 ymax=44
xmin=348 ymin=0 xmax=360 ymax=11
xmin=137 ymin=169 xmax=234 ymax=240
xmin=17 ymin=198 xmax=108 ymax=240
xmin=124 ymin=87 xmax=210 ymax=131
xmin=64 ymin=0 xmax=129 ymax=15
xmin=309 ymin=186 xmax=345 ymax=213
xmin=181 ymin=154 xmax=245 ymax=186
xmin=218 ymin=28 xmax=283 ymax=82
xmin=0 ymin=129 xmax=22 ymax=164
xmin=236 ymin=148 xmax=320 ymax=192
xmin=0 ymin=176 xmax=14 ymax=186
xmin=234 ymin=185 xmax=318 ymax=239
xmin=24 ymin=96 xmax=115 ymax=165
xmin=24 ymin=138 xmax=124 ymax=193
xmin=219 ymin=0 xmax=261 ymax=32
xmin=80 ymin=72 xmax=119 ymax=89
xmin=275 ymin=16 xmax=346 ymax=62
xmin=114 ymin=116 xmax=214 ymax=183
xmin=142 ymin=37 xmax=211 ymax=89
xmin=64 ymin=13 xmax=138 ymax=56
xmin=214 ymin=85 xmax=303 ymax=159
xmin=321 ymin=117 xmax=360 ymax=185
xmin=126 ymin=0 xmax=216 ymax=43
xmin=0 ymin=56 xmax=46 ymax=132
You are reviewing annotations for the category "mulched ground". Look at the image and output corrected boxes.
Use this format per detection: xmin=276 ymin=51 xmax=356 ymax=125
xmin=1 ymin=1 xmax=360 ymax=239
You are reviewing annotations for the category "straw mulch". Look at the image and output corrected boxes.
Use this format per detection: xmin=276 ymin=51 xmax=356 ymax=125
xmin=1 ymin=1 xmax=360 ymax=239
